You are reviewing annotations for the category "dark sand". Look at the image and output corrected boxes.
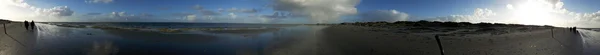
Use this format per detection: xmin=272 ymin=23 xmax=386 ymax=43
xmin=0 ymin=22 xmax=585 ymax=55
xmin=0 ymin=22 xmax=38 ymax=55
xmin=321 ymin=25 xmax=582 ymax=55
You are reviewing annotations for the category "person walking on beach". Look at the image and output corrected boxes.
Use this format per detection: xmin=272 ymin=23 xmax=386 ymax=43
xmin=24 ymin=21 xmax=29 ymax=30
xmin=30 ymin=20 xmax=35 ymax=30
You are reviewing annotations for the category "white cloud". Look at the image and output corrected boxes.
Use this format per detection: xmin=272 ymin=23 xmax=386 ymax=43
xmin=228 ymin=13 xmax=237 ymax=19
xmin=85 ymin=0 xmax=113 ymax=3
xmin=423 ymin=0 xmax=600 ymax=27
xmin=272 ymin=0 xmax=360 ymax=23
xmin=106 ymin=12 xmax=154 ymax=21
xmin=186 ymin=14 xmax=196 ymax=22
xmin=35 ymin=6 xmax=74 ymax=16
xmin=429 ymin=8 xmax=496 ymax=22
xmin=0 ymin=0 xmax=75 ymax=21
xmin=359 ymin=10 xmax=410 ymax=22
xmin=109 ymin=12 xmax=126 ymax=18
xmin=506 ymin=4 xmax=514 ymax=10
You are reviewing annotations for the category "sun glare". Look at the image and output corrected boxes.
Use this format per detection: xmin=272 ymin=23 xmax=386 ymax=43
xmin=511 ymin=0 xmax=560 ymax=25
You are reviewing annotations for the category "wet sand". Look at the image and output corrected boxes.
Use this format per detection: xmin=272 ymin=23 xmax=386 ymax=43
xmin=322 ymin=25 xmax=582 ymax=55
xmin=0 ymin=22 xmax=38 ymax=55
xmin=576 ymin=29 xmax=600 ymax=55
xmin=0 ymin=22 xmax=586 ymax=55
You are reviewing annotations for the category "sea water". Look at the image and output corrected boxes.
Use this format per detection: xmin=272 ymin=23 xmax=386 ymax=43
xmin=26 ymin=22 xmax=327 ymax=55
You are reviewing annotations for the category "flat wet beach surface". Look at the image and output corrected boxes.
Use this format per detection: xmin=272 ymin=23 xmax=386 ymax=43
xmin=0 ymin=22 xmax=595 ymax=55
xmin=1 ymin=23 xmax=328 ymax=55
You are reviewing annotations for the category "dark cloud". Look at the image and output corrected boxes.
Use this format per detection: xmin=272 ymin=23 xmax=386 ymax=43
xmin=220 ymin=8 xmax=260 ymax=13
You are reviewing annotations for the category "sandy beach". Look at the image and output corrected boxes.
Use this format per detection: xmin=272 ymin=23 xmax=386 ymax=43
xmin=0 ymin=22 xmax=38 ymax=55
xmin=322 ymin=25 xmax=582 ymax=55
xmin=0 ymin=22 xmax=587 ymax=55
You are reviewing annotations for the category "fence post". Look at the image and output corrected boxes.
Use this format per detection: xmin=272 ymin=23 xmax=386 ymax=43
xmin=435 ymin=35 xmax=445 ymax=55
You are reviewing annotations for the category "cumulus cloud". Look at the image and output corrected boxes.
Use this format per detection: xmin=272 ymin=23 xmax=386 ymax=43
xmin=424 ymin=0 xmax=600 ymax=27
xmin=109 ymin=12 xmax=126 ymax=18
xmin=359 ymin=10 xmax=410 ymax=22
xmin=272 ymin=0 xmax=360 ymax=23
xmin=107 ymin=12 xmax=154 ymax=21
xmin=430 ymin=8 xmax=496 ymax=22
xmin=228 ymin=13 xmax=237 ymax=19
xmin=85 ymin=0 xmax=114 ymax=3
xmin=171 ymin=13 xmax=201 ymax=21
xmin=185 ymin=14 xmax=197 ymax=22
xmin=1 ymin=0 xmax=74 ymax=18
xmin=35 ymin=6 xmax=74 ymax=16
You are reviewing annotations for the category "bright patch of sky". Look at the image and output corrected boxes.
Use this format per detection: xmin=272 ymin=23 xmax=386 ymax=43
xmin=3 ymin=0 xmax=600 ymax=27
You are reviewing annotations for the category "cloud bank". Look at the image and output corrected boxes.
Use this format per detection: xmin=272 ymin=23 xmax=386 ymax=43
xmin=272 ymin=0 xmax=360 ymax=23
xmin=0 ymin=0 xmax=75 ymax=21
xmin=36 ymin=6 xmax=74 ymax=16
xmin=429 ymin=8 xmax=496 ymax=22
xmin=358 ymin=10 xmax=410 ymax=22
xmin=419 ymin=0 xmax=600 ymax=27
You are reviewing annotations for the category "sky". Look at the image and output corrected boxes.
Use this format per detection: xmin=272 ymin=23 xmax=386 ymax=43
xmin=2 ymin=0 xmax=600 ymax=27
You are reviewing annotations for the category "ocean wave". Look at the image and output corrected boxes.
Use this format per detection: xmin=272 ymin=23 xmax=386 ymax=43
xmin=43 ymin=23 xmax=282 ymax=33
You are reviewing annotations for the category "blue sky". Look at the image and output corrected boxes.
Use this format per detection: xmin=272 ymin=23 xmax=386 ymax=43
xmin=4 ymin=0 xmax=600 ymax=27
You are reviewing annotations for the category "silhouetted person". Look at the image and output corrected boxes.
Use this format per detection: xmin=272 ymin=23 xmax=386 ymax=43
xmin=573 ymin=27 xmax=577 ymax=33
xmin=30 ymin=21 xmax=35 ymax=30
xmin=24 ymin=21 xmax=29 ymax=30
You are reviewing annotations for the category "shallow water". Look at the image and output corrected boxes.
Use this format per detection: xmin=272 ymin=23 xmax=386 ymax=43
xmin=27 ymin=23 xmax=328 ymax=55
xmin=577 ymin=29 xmax=600 ymax=55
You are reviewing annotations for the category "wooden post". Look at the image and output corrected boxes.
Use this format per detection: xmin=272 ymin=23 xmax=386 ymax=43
xmin=435 ymin=35 xmax=445 ymax=55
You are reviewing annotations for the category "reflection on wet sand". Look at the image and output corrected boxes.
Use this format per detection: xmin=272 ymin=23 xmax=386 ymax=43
xmin=262 ymin=26 xmax=333 ymax=55
xmin=25 ymin=23 xmax=332 ymax=55
xmin=103 ymin=29 xmax=219 ymax=43
xmin=577 ymin=29 xmax=600 ymax=55
xmin=7 ymin=22 xmax=598 ymax=55
xmin=0 ymin=23 xmax=39 ymax=55
xmin=200 ymin=28 xmax=281 ymax=37
xmin=87 ymin=40 xmax=118 ymax=55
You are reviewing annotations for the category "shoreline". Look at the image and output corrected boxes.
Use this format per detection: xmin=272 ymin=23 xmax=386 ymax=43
xmin=0 ymin=22 xmax=585 ymax=55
